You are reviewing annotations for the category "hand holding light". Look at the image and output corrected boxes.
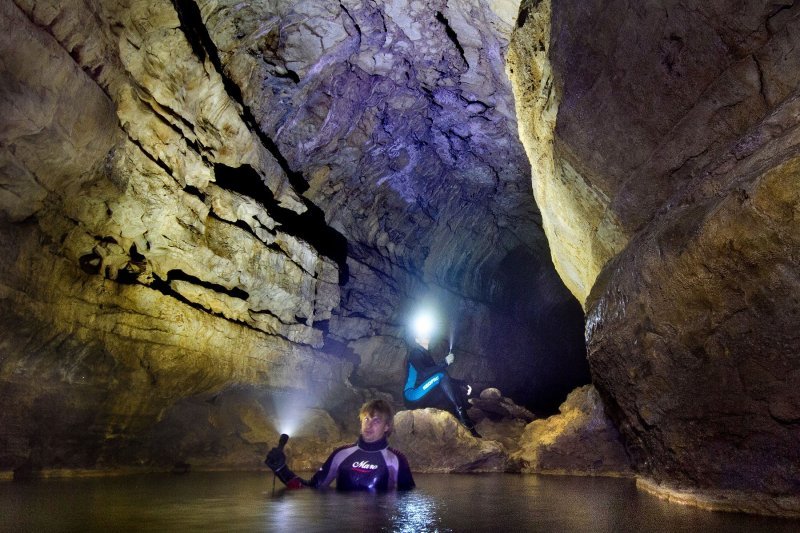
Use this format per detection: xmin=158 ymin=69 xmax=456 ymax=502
xmin=445 ymin=352 xmax=455 ymax=365
xmin=265 ymin=433 xmax=289 ymax=471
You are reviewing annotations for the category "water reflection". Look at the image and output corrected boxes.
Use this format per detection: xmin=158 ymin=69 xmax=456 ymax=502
xmin=388 ymin=490 xmax=447 ymax=533
xmin=1 ymin=472 xmax=798 ymax=532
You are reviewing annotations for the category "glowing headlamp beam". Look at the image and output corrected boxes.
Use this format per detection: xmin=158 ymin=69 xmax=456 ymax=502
xmin=411 ymin=310 xmax=436 ymax=340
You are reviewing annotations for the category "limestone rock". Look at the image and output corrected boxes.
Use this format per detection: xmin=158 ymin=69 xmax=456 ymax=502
xmin=0 ymin=0 xmax=588 ymax=478
xmin=511 ymin=385 xmax=631 ymax=476
xmin=509 ymin=0 xmax=800 ymax=513
xmin=472 ymin=418 xmax=528 ymax=455
xmin=506 ymin=0 xmax=627 ymax=305
xmin=199 ymin=0 xmax=588 ymax=408
xmin=480 ymin=387 xmax=503 ymax=400
xmin=470 ymin=387 xmax=536 ymax=422
xmin=0 ymin=0 xmax=353 ymax=474
xmin=586 ymin=150 xmax=800 ymax=494
xmin=142 ymin=386 xmax=349 ymax=470
xmin=391 ymin=409 xmax=507 ymax=472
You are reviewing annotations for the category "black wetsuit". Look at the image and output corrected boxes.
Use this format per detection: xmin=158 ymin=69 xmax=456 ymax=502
xmin=404 ymin=344 xmax=449 ymax=403
xmin=404 ymin=344 xmax=469 ymax=409
xmin=272 ymin=436 xmax=415 ymax=491
xmin=403 ymin=343 xmax=479 ymax=436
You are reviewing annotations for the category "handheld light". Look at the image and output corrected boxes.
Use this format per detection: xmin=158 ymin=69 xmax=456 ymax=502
xmin=277 ymin=433 xmax=289 ymax=450
xmin=270 ymin=433 xmax=290 ymax=496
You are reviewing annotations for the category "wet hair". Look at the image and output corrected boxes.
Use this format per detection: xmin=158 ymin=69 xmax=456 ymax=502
xmin=359 ymin=399 xmax=394 ymax=435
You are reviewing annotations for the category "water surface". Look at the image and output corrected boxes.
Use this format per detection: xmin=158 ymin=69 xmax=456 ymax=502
xmin=2 ymin=472 xmax=797 ymax=532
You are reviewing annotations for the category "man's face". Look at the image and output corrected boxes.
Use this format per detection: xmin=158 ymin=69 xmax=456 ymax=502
xmin=360 ymin=412 xmax=391 ymax=443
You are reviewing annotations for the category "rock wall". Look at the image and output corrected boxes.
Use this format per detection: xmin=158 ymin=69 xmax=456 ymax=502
xmin=0 ymin=0 xmax=589 ymax=473
xmin=505 ymin=0 xmax=627 ymax=305
xmin=197 ymin=0 xmax=589 ymax=408
xmin=1 ymin=0 xmax=354 ymax=471
xmin=509 ymin=0 xmax=800 ymax=514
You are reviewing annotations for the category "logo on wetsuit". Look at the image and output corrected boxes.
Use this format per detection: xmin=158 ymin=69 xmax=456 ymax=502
xmin=422 ymin=375 xmax=440 ymax=391
xmin=352 ymin=460 xmax=379 ymax=472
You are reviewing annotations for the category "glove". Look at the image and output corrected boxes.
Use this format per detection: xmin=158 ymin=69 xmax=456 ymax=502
xmin=264 ymin=447 xmax=286 ymax=471
xmin=445 ymin=352 xmax=455 ymax=365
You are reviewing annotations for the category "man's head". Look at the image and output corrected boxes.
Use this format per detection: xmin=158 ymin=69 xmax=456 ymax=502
xmin=358 ymin=399 xmax=394 ymax=443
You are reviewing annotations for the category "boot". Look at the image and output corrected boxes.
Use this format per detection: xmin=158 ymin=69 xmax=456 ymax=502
xmin=456 ymin=407 xmax=482 ymax=438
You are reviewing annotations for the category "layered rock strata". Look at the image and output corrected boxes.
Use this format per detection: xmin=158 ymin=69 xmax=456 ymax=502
xmin=196 ymin=0 xmax=588 ymax=409
xmin=1 ymin=0 xmax=589 ymax=473
xmin=509 ymin=0 xmax=800 ymax=515
xmin=1 ymin=0 xmax=351 ymax=471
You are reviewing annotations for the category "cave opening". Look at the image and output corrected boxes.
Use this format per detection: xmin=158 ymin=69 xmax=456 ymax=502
xmin=483 ymin=245 xmax=590 ymax=415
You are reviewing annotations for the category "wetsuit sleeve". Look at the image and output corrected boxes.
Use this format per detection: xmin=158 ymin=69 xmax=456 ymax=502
xmin=272 ymin=446 xmax=345 ymax=490
xmin=271 ymin=464 xmax=305 ymax=490
xmin=396 ymin=452 xmax=415 ymax=491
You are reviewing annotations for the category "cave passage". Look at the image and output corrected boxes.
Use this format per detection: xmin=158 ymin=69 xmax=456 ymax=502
xmin=6 ymin=0 xmax=799 ymax=516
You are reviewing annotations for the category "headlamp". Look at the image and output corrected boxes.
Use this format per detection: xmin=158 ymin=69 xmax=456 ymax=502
xmin=411 ymin=310 xmax=436 ymax=339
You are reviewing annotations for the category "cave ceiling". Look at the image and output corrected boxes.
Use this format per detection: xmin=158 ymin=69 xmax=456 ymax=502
xmin=199 ymin=0 xmax=545 ymax=293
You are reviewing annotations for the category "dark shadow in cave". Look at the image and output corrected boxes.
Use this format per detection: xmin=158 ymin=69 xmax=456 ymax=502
xmin=483 ymin=245 xmax=590 ymax=416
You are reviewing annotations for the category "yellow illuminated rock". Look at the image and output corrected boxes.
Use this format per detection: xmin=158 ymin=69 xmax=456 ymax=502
xmin=507 ymin=0 xmax=627 ymax=306
xmin=511 ymin=385 xmax=631 ymax=476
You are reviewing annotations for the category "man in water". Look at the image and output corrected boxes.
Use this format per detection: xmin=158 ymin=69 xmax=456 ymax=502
xmin=403 ymin=322 xmax=481 ymax=438
xmin=265 ymin=399 xmax=415 ymax=491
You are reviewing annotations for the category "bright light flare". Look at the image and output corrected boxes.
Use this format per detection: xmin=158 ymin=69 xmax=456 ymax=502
xmin=275 ymin=411 xmax=300 ymax=437
xmin=410 ymin=310 xmax=437 ymax=340
xmin=271 ymin=391 xmax=308 ymax=437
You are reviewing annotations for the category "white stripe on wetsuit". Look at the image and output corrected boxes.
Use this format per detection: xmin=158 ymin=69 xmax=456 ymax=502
xmin=318 ymin=445 xmax=359 ymax=487
xmin=380 ymin=449 xmax=399 ymax=489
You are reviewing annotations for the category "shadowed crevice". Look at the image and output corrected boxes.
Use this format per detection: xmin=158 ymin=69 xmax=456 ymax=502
xmin=435 ymin=11 xmax=468 ymax=68
xmin=169 ymin=0 xmax=309 ymax=194
xmin=212 ymin=164 xmax=350 ymax=285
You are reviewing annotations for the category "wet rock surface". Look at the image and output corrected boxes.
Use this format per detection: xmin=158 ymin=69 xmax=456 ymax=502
xmin=511 ymin=385 xmax=631 ymax=477
xmin=392 ymin=408 xmax=508 ymax=473
xmin=509 ymin=0 xmax=800 ymax=513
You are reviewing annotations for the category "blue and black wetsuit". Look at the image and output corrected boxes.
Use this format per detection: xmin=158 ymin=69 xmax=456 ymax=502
xmin=272 ymin=436 xmax=415 ymax=491
xmin=403 ymin=343 xmax=479 ymax=436
xmin=404 ymin=344 xmax=451 ymax=405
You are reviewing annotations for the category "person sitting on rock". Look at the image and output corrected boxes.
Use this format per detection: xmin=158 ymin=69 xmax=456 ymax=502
xmin=264 ymin=399 xmax=415 ymax=491
xmin=403 ymin=312 xmax=481 ymax=438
